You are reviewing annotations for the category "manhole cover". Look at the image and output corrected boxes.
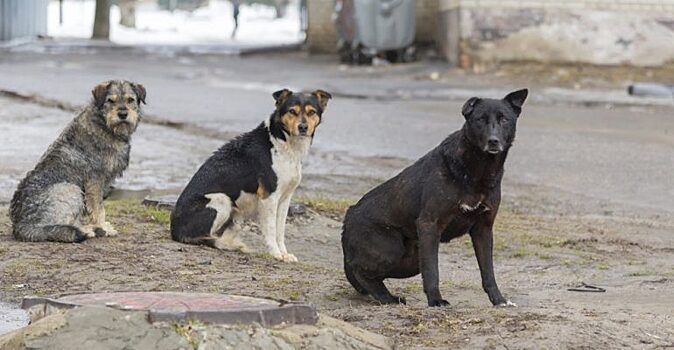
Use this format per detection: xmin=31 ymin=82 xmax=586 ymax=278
xmin=22 ymin=292 xmax=317 ymax=326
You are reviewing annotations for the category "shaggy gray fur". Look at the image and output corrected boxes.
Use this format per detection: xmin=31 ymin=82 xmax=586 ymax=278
xmin=9 ymin=80 xmax=146 ymax=242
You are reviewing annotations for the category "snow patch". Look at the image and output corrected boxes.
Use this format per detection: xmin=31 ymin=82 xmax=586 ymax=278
xmin=48 ymin=0 xmax=303 ymax=46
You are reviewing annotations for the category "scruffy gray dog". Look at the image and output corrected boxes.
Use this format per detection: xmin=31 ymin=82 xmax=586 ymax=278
xmin=10 ymin=80 xmax=146 ymax=243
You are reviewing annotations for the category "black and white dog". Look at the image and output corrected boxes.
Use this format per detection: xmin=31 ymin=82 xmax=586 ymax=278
xmin=170 ymin=89 xmax=331 ymax=262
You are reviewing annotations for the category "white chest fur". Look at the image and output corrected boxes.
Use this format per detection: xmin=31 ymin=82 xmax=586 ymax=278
xmin=270 ymin=135 xmax=311 ymax=196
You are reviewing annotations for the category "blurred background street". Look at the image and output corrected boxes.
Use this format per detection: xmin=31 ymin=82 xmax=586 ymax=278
xmin=0 ymin=0 xmax=673 ymax=348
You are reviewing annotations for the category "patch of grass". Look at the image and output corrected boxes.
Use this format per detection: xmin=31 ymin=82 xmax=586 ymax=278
xmin=536 ymin=252 xmax=554 ymax=260
xmin=261 ymin=276 xmax=293 ymax=290
xmin=104 ymin=199 xmax=171 ymax=226
xmin=293 ymin=196 xmax=355 ymax=216
xmin=562 ymin=255 xmax=595 ymax=267
xmin=325 ymin=286 xmax=353 ymax=301
xmin=510 ymin=245 xmax=556 ymax=259
xmin=4 ymin=259 xmax=29 ymax=278
xmin=626 ymin=258 xmax=646 ymax=266
xmin=104 ymin=198 xmax=139 ymax=217
xmin=597 ymin=262 xmax=610 ymax=270
xmin=493 ymin=235 xmax=510 ymax=250
xmin=513 ymin=232 xmax=566 ymax=249
xmin=299 ymin=262 xmax=332 ymax=273
xmin=443 ymin=279 xmax=454 ymax=289
xmin=0 ymin=245 xmax=7 ymax=256
xmin=411 ymin=321 xmax=428 ymax=335
xmin=252 ymin=252 xmax=276 ymax=260
xmin=173 ymin=320 xmax=202 ymax=350
xmin=627 ymin=270 xmax=659 ymax=277
xmin=453 ymin=280 xmax=474 ymax=290
xmin=287 ymin=290 xmax=302 ymax=301
xmin=511 ymin=247 xmax=530 ymax=258
xmin=324 ymin=293 xmax=339 ymax=302
xmin=207 ymin=286 xmax=222 ymax=293
xmin=402 ymin=282 xmax=422 ymax=294
xmin=143 ymin=206 xmax=171 ymax=225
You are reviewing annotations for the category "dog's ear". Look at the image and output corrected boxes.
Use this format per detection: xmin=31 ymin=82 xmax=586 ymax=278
xmin=92 ymin=81 xmax=111 ymax=108
xmin=273 ymin=89 xmax=292 ymax=107
xmin=312 ymin=89 xmax=332 ymax=110
xmin=132 ymin=83 xmax=147 ymax=105
xmin=462 ymin=97 xmax=481 ymax=118
xmin=504 ymin=88 xmax=528 ymax=115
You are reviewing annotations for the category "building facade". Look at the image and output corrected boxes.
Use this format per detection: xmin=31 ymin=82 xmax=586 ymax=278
xmin=307 ymin=0 xmax=674 ymax=67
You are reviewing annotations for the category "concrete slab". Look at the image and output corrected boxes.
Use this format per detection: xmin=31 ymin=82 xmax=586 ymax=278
xmin=22 ymin=292 xmax=318 ymax=327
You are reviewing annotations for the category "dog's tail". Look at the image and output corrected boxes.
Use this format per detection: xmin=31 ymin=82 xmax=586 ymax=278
xmin=344 ymin=263 xmax=368 ymax=295
xmin=173 ymin=235 xmax=220 ymax=249
xmin=342 ymin=238 xmax=368 ymax=295
xmin=14 ymin=225 xmax=88 ymax=243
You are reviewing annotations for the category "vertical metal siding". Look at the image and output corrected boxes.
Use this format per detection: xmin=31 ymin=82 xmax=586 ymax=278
xmin=0 ymin=0 xmax=49 ymax=41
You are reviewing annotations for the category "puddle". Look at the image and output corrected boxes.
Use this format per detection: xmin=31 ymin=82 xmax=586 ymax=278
xmin=0 ymin=302 xmax=29 ymax=335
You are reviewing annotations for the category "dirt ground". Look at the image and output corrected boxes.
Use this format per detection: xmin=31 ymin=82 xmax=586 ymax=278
xmin=1 ymin=194 xmax=673 ymax=349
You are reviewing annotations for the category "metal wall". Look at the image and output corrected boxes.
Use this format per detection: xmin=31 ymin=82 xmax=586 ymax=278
xmin=0 ymin=0 xmax=49 ymax=41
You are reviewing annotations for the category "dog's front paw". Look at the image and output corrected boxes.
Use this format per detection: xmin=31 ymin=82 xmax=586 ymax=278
xmin=101 ymin=222 xmax=118 ymax=236
xmin=428 ymin=299 xmax=450 ymax=307
xmin=237 ymin=243 xmax=252 ymax=254
xmin=390 ymin=295 xmax=407 ymax=305
xmin=279 ymin=253 xmax=298 ymax=263
xmin=81 ymin=226 xmax=97 ymax=238
xmin=428 ymin=299 xmax=449 ymax=307
xmin=497 ymin=300 xmax=517 ymax=307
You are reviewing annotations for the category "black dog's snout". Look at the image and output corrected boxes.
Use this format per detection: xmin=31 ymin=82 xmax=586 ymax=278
xmin=118 ymin=110 xmax=129 ymax=120
xmin=298 ymin=123 xmax=308 ymax=134
xmin=487 ymin=137 xmax=500 ymax=146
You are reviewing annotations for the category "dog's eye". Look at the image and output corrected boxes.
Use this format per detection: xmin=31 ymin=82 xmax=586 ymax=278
xmin=289 ymin=109 xmax=298 ymax=116
xmin=307 ymin=110 xmax=316 ymax=116
xmin=106 ymin=98 xmax=114 ymax=103
xmin=127 ymin=97 xmax=135 ymax=104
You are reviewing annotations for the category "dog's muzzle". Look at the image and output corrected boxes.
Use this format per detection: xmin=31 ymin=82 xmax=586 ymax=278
xmin=298 ymin=123 xmax=308 ymax=136
xmin=485 ymin=138 xmax=503 ymax=154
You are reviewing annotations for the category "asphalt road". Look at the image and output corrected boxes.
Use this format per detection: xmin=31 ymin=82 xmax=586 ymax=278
xmin=0 ymin=49 xmax=672 ymax=219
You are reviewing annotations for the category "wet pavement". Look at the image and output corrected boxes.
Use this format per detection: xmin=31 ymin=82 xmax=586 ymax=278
xmin=0 ymin=302 xmax=28 ymax=335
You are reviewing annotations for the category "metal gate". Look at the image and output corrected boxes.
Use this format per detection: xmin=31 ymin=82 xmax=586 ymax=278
xmin=0 ymin=0 xmax=49 ymax=41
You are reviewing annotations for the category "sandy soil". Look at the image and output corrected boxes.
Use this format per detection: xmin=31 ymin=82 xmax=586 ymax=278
xmin=1 ymin=195 xmax=672 ymax=349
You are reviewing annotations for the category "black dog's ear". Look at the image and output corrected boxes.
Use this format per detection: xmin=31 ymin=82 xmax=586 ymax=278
xmin=132 ymin=83 xmax=147 ymax=105
xmin=273 ymin=88 xmax=292 ymax=107
xmin=92 ymin=81 xmax=111 ymax=108
xmin=504 ymin=88 xmax=528 ymax=114
xmin=462 ymin=97 xmax=481 ymax=118
xmin=312 ymin=89 xmax=332 ymax=110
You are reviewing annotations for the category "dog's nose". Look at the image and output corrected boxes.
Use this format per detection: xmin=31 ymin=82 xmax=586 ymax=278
xmin=118 ymin=110 xmax=128 ymax=120
xmin=298 ymin=123 xmax=308 ymax=134
xmin=487 ymin=137 xmax=500 ymax=147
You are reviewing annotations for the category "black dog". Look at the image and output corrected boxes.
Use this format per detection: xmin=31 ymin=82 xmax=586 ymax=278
xmin=341 ymin=89 xmax=528 ymax=307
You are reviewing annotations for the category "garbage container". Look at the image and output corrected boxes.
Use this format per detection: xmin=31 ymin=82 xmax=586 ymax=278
xmin=336 ymin=0 xmax=416 ymax=64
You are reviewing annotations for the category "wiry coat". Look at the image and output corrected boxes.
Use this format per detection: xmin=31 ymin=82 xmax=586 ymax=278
xmin=10 ymin=80 xmax=145 ymax=242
